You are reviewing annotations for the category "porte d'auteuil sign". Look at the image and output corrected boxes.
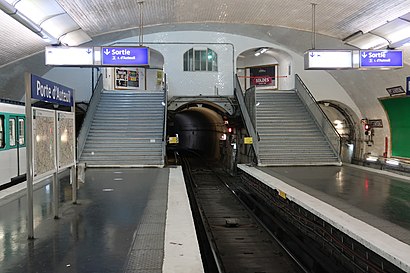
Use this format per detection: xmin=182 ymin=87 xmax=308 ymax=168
xmin=31 ymin=74 xmax=74 ymax=107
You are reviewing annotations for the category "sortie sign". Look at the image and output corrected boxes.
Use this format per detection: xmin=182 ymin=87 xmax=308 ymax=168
xmin=101 ymin=47 xmax=149 ymax=66
xmin=360 ymin=50 xmax=403 ymax=68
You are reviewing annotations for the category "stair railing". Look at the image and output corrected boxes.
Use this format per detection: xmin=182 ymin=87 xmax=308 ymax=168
xmin=234 ymin=75 xmax=259 ymax=164
xmin=77 ymin=73 xmax=104 ymax=160
xmin=295 ymin=74 xmax=341 ymax=160
xmin=161 ymin=73 xmax=168 ymax=166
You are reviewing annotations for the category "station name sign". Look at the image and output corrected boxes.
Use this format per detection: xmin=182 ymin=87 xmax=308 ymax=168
xmin=45 ymin=46 xmax=150 ymax=67
xmin=31 ymin=74 xmax=74 ymax=107
xmin=304 ymin=49 xmax=402 ymax=70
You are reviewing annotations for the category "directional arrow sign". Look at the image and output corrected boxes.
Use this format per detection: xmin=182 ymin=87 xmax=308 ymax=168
xmin=360 ymin=50 xmax=403 ymax=68
xmin=101 ymin=47 xmax=149 ymax=66
xmin=45 ymin=46 xmax=94 ymax=66
xmin=304 ymin=50 xmax=353 ymax=70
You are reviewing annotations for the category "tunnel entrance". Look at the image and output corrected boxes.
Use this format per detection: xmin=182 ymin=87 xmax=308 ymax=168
xmin=167 ymin=101 xmax=238 ymax=169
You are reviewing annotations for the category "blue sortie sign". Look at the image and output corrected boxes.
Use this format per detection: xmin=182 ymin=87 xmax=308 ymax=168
xmin=101 ymin=47 xmax=149 ymax=66
xmin=360 ymin=50 xmax=403 ymax=68
xmin=31 ymin=74 xmax=74 ymax=107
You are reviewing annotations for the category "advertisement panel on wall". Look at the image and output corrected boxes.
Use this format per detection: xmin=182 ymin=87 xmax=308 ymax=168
xmin=249 ymin=66 xmax=278 ymax=90
xmin=114 ymin=67 xmax=145 ymax=90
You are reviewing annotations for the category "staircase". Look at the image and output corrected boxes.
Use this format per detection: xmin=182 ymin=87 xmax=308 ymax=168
xmin=79 ymin=91 xmax=165 ymax=167
xmin=256 ymin=90 xmax=340 ymax=166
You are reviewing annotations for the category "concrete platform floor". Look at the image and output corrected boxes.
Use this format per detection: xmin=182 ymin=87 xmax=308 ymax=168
xmin=0 ymin=168 xmax=169 ymax=273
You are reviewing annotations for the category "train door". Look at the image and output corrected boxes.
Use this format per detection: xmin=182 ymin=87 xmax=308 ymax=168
xmin=8 ymin=115 xmax=26 ymax=178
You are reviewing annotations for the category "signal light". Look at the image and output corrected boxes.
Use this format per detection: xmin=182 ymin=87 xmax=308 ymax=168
xmin=227 ymin=127 xmax=233 ymax=133
xmin=364 ymin=124 xmax=371 ymax=135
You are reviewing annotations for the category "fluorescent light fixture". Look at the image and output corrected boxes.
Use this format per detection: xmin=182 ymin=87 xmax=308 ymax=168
xmin=366 ymin=156 xmax=378 ymax=162
xmin=372 ymin=18 xmax=410 ymax=44
xmin=254 ymin=48 xmax=268 ymax=56
xmin=347 ymin=33 xmax=389 ymax=49
xmin=59 ymin=29 xmax=92 ymax=46
xmin=386 ymin=159 xmax=400 ymax=166
xmin=0 ymin=0 xmax=91 ymax=46
xmin=345 ymin=12 xmax=410 ymax=49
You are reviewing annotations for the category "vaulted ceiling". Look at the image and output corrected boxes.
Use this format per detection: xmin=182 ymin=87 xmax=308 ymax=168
xmin=1 ymin=0 xmax=410 ymax=68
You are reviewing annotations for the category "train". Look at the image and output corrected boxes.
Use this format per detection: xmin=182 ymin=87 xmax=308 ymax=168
xmin=0 ymin=100 xmax=26 ymax=189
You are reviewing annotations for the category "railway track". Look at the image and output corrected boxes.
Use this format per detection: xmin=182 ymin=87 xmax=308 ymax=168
xmin=181 ymin=154 xmax=307 ymax=273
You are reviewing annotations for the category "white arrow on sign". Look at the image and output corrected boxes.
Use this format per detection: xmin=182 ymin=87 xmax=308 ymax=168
xmin=104 ymin=49 xmax=110 ymax=55
xmin=362 ymin=52 xmax=367 ymax=58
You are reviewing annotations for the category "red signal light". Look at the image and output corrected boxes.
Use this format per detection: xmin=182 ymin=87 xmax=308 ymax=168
xmin=228 ymin=127 xmax=233 ymax=133
xmin=364 ymin=124 xmax=370 ymax=131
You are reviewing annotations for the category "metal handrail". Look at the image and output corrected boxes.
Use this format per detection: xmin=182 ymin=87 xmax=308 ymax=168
xmin=234 ymin=75 xmax=259 ymax=163
xmin=77 ymin=73 xmax=104 ymax=160
xmin=161 ymin=73 xmax=168 ymax=166
xmin=295 ymin=74 xmax=341 ymax=159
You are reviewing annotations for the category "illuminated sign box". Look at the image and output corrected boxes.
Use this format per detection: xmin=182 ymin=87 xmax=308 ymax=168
xmin=360 ymin=50 xmax=403 ymax=68
xmin=45 ymin=46 xmax=94 ymax=66
xmin=101 ymin=47 xmax=150 ymax=66
xmin=304 ymin=50 xmax=354 ymax=70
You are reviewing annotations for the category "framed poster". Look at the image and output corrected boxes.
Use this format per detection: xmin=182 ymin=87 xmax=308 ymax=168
xmin=248 ymin=65 xmax=278 ymax=90
xmin=114 ymin=67 xmax=145 ymax=90
xmin=32 ymin=108 xmax=56 ymax=180
xmin=57 ymin=111 xmax=75 ymax=170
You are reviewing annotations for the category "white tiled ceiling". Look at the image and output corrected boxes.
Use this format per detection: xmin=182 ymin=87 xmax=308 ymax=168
xmin=2 ymin=0 xmax=410 ymax=66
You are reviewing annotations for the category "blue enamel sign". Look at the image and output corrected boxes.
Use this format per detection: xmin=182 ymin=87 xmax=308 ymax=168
xmin=101 ymin=47 xmax=149 ymax=66
xmin=360 ymin=50 xmax=403 ymax=68
xmin=31 ymin=74 xmax=74 ymax=107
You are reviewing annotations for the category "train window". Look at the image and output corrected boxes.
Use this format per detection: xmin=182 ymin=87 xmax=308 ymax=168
xmin=183 ymin=48 xmax=218 ymax=72
xmin=9 ymin=118 xmax=16 ymax=147
xmin=0 ymin=116 xmax=4 ymax=148
xmin=18 ymin=118 xmax=25 ymax=146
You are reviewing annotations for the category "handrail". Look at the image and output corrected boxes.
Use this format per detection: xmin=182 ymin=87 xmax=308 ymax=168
xmin=161 ymin=73 xmax=168 ymax=166
xmin=77 ymin=73 xmax=104 ymax=160
xmin=244 ymin=86 xmax=256 ymax=131
xmin=234 ymin=75 xmax=259 ymax=164
xmin=295 ymin=74 xmax=341 ymax=160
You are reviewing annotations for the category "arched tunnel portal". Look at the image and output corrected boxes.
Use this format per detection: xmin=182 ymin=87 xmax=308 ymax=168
xmin=167 ymin=101 xmax=237 ymax=163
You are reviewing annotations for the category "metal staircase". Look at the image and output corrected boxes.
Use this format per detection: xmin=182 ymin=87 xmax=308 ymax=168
xmin=255 ymin=90 xmax=340 ymax=166
xmin=79 ymin=91 xmax=165 ymax=167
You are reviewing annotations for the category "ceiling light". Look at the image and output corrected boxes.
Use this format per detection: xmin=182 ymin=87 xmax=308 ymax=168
xmin=345 ymin=12 xmax=410 ymax=49
xmin=0 ymin=0 xmax=91 ymax=46
xmin=346 ymin=33 xmax=389 ymax=49
xmin=372 ymin=18 xmax=410 ymax=44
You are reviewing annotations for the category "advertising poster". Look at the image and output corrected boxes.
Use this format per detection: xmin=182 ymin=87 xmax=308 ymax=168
xmin=115 ymin=68 xmax=142 ymax=90
xmin=249 ymin=66 xmax=278 ymax=90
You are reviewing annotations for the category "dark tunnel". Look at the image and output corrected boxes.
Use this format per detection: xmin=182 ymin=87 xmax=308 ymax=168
xmin=172 ymin=106 xmax=226 ymax=160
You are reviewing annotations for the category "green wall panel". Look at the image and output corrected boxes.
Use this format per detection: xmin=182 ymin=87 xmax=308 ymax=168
xmin=380 ymin=96 xmax=410 ymax=158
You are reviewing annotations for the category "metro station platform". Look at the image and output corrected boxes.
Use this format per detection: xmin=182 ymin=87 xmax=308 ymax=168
xmin=238 ymin=163 xmax=410 ymax=272
xmin=0 ymin=167 xmax=203 ymax=273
